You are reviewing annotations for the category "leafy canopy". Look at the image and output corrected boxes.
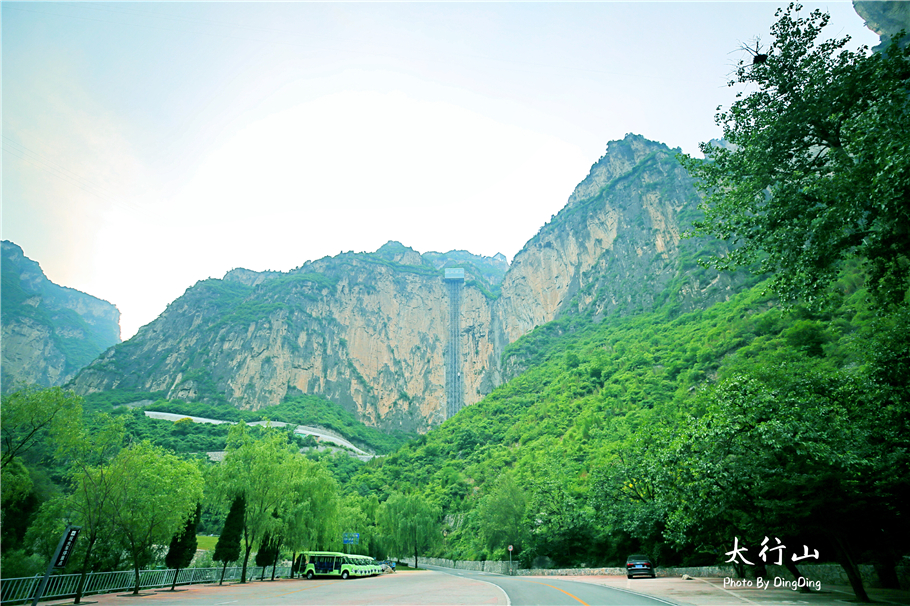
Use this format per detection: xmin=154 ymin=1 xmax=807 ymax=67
xmin=106 ymin=441 xmax=204 ymax=594
xmin=681 ymin=3 xmax=910 ymax=308
xmin=378 ymin=493 xmax=439 ymax=567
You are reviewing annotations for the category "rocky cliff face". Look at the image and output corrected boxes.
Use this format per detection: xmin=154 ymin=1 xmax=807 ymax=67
xmin=71 ymin=134 xmax=746 ymax=431
xmin=2 ymin=241 xmax=121 ymax=391
xmin=73 ymin=242 xmax=502 ymax=432
xmin=495 ymin=135 xmax=742 ymax=345
xmin=853 ymin=1 xmax=910 ymax=51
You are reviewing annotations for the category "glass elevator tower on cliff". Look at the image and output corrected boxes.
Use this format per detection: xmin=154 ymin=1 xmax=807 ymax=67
xmin=444 ymin=268 xmax=465 ymax=419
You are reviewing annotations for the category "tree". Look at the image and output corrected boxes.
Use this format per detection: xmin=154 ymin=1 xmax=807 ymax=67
xmin=213 ymin=495 xmax=245 ymax=585
xmin=1 ymin=387 xmax=82 ymax=525
xmin=589 ymin=424 xmax=676 ymax=566
xmin=522 ymin=466 xmax=598 ymax=567
xmin=209 ymin=424 xmax=294 ymax=583
xmin=254 ymin=527 xmax=280 ymax=581
xmin=474 ymin=474 xmax=529 ymax=558
xmin=280 ymin=457 xmax=341 ymax=575
xmin=165 ymin=503 xmax=201 ymax=590
xmin=106 ymin=442 xmax=204 ymax=595
xmin=1 ymin=387 xmax=82 ymax=470
xmin=57 ymin=413 xmax=128 ymax=604
xmin=681 ymin=3 xmax=910 ymax=308
xmin=378 ymin=493 xmax=439 ymax=569
xmin=662 ymin=358 xmax=897 ymax=603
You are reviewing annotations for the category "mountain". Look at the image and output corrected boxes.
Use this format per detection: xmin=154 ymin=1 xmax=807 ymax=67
xmin=72 ymin=243 xmax=503 ymax=433
xmin=1 ymin=241 xmax=121 ymax=391
xmin=422 ymin=249 xmax=509 ymax=290
xmin=70 ymin=134 xmax=748 ymax=431
xmin=494 ymin=134 xmax=745 ymax=346
xmin=853 ymin=0 xmax=910 ymax=51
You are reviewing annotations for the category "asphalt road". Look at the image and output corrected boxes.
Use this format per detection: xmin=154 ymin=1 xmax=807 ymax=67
xmin=46 ymin=570 xmax=909 ymax=606
xmin=48 ymin=570 xmax=506 ymax=606
xmin=425 ymin=565 xmax=675 ymax=606
xmin=43 ymin=569 xmax=676 ymax=606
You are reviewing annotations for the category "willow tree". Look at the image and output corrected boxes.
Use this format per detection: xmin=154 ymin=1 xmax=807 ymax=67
xmin=107 ymin=441 xmax=203 ymax=595
xmin=209 ymin=424 xmax=295 ymax=583
xmin=280 ymin=457 xmax=341 ymax=575
xmin=57 ymin=413 xmax=128 ymax=603
xmin=378 ymin=493 xmax=439 ymax=569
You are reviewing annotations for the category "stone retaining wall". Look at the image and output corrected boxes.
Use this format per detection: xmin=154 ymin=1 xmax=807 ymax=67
xmin=398 ymin=557 xmax=909 ymax=589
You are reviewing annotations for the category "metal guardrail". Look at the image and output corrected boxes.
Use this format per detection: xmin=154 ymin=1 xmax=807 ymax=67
xmin=0 ymin=565 xmax=292 ymax=605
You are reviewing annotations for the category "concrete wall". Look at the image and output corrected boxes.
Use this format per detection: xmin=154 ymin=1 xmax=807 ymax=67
xmin=398 ymin=557 xmax=910 ymax=589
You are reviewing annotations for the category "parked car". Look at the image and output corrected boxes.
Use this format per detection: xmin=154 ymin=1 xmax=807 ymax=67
xmin=625 ymin=554 xmax=656 ymax=578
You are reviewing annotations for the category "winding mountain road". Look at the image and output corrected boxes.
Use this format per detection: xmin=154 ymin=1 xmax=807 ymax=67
xmin=143 ymin=411 xmax=374 ymax=458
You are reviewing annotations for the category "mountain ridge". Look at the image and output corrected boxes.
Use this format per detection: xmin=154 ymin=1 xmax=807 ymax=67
xmin=1 ymin=240 xmax=121 ymax=391
xmin=68 ymin=133 xmax=750 ymax=431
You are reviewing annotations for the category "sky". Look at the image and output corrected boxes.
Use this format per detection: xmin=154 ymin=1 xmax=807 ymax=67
xmin=2 ymin=2 xmax=880 ymax=340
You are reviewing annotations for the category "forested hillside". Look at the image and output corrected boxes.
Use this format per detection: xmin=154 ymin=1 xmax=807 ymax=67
xmin=344 ymin=268 xmax=903 ymax=566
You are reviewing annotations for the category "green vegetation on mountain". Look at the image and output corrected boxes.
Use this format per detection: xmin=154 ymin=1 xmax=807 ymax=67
xmin=343 ymin=269 xmax=887 ymax=564
xmin=330 ymin=8 xmax=909 ymax=602
xmin=102 ymin=393 xmax=416 ymax=455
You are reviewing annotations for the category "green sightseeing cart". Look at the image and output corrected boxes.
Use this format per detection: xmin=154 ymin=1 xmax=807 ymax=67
xmin=302 ymin=551 xmax=381 ymax=579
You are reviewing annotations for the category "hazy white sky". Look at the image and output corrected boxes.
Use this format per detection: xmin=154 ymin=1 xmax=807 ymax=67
xmin=2 ymin=2 xmax=879 ymax=339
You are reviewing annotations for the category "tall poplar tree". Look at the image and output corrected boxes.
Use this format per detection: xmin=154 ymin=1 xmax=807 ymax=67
xmin=165 ymin=503 xmax=201 ymax=590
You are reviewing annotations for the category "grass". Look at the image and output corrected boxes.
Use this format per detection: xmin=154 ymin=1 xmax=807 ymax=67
xmin=195 ymin=535 xmax=219 ymax=550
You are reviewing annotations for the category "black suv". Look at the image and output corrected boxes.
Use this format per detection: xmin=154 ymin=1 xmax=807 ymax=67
xmin=625 ymin=554 xmax=656 ymax=578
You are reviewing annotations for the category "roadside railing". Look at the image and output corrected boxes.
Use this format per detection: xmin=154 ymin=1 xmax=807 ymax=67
xmin=0 ymin=566 xmax=292 ymax=605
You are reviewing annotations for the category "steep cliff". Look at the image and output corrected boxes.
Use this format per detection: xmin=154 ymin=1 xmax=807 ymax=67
xmin=71 ymin=134 xmax=748 ymax=431
xmin=495 ymin=134 xmax=743 ymax=345
xmin=72 ymin=243 xmax=502 ymax=432
xmin=2 ymin=241 xmax=121 ymax=391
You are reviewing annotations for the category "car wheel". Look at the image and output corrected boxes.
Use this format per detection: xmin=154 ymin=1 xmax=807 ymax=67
xmin=306 ymin=571 xmax=314 ymax=580
xmin=342 ymin=571 xmax=349 ymax=579
xmin=628 ymin=574 xmax=633 ymax=579
xmin=651 ymin=573 xmax=656 ymax=578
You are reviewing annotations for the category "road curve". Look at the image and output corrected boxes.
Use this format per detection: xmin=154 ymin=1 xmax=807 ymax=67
xmin=425 ymin=565 xmax=677 ymax=606
xmin=143 ymin=411 xmax=373 ymax=457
